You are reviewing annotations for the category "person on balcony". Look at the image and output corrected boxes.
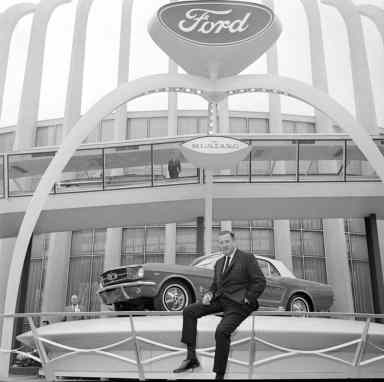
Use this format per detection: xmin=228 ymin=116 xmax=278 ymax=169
xmin=173 ymin=230 xmax=266 ymax=380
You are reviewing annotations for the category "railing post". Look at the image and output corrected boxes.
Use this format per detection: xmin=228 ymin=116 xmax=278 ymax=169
xmin=296 ymin=140 xmax=300 ymax=182
xmin=27 ymin=316 xmax=54 ymax=381
xmin=353 ymin=317 xmax=370 ymax=367
xmin=129 ymin=314 xmax=145 ymax=380
xmin=248 ymin=314 xmax=256 ymax=379
xmin=343 ymin=139 xmax=347 ymax=182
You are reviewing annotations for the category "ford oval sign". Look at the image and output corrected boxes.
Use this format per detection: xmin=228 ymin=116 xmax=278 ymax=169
xmin=148 ymin=1 xmax=282 ymax=78
xmin=180 ymin=136 xmax=251 ymax=169
xmin=158 ymin=1 xmax=273 ymax=46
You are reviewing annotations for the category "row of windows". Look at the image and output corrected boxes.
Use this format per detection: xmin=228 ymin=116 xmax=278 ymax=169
xmin=0 ymin=117 xmax=318 ymax=152
xmin=24 ymin=218 xmax=374 ymax=314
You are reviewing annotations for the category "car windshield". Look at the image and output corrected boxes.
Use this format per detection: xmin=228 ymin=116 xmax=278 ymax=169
xmin=193 ymin=254 xmax=222 ymax=269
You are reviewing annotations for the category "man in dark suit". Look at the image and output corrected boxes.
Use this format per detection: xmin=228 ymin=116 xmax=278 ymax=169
xmin=173 ymin=230 xmax=266 ymax=379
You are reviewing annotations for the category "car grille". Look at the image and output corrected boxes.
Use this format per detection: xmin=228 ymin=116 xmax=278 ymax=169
xmin=101 ymin=267 xmax=139 ymax=286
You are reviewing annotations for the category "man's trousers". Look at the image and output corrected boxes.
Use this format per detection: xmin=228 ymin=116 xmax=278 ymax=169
xmin=180 ymin=297 xmax=253 ymax=374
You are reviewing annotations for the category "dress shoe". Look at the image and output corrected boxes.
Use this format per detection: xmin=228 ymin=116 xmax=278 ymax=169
xmin=215 ymin=373 xmax=225 ymax=379
xmin=173 ymin=358 xmax=200 ymax=373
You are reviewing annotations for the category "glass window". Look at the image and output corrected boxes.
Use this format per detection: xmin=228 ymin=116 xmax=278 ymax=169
xmin=230 ymin=117 xmax=247 ymax=134
xmin=35 ymin=126 xmax=50 ymax=147
xmin=178 ymin=117 xmax=198 ymax=135
xmin=101 ymin=119 xmax=115 ymax=142
xmin=67 ymin=229 xmax=105 ymax=312
xmin=0 ymin=132 xmax=15 ymax=152
xmin=8 ymin=152 xmax=55 ymax=196
xmin=251 ymin=229 xmax=274 ymax=256
xmin=149 ymin=117 xmax=168 ymax=137
xmin=56 ymin=148 xmax=103 ymax=193
xmin=232 ymin=228 xmax=251 ymax=252
xmin=290 ymin=219 xmax=327 ymax=283
xmin=152 ymin=142 xmax=199 ymax=185
xmin=249 ymin=118 xmax=268 ymax=134
xmin=198 ymin=117 xmax=208 ymax=134
xmin=121 ymin=225 xmax=165 ymax=265
xmin=127 ymin=118 xmax=147 ymax=139
xmin=193 ymin=254 xmax=221 ymax=269
xmin=104 ymin=144 xmax=152 ymax=189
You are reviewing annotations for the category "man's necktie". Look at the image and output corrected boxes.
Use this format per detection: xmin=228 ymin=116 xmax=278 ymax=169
xmin=222 ymin=256 xmax=229 ymax=274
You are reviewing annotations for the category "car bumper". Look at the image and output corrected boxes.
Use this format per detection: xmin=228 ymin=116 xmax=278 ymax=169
xmin=97 ymin=281 xmax=157 ymax=305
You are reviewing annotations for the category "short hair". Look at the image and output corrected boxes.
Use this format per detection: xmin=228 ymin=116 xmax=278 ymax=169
xmin=218 ymin=230 xmax=235 ymax=239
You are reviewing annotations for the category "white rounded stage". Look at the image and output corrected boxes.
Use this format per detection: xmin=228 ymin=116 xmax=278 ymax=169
xmin=18 ymin=315 xmax=384 ymax=380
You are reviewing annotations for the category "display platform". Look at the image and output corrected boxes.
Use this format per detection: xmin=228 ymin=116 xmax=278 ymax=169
xmin=17 ymin=315 xmax=384 ymax=380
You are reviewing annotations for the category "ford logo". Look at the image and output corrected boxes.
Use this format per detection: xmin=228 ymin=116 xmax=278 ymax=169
xmin=158 ymin=1 xmax=274 ymax=46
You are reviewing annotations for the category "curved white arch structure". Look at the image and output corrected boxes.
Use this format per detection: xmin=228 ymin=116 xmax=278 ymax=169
xmin=14 ymin=0 xmax=71 ymax=149
xmin=322 ymin=0 xmax=377 ymax=133
xmin=2 ymin=72 xmax=384 ymax=365
xmin=63 ymin=0 xmax=95 ymax=136
xmin=0 ymin=3 xmax=36 ymax=118
xmin=358 ymin=4 xmax=384 ymax=45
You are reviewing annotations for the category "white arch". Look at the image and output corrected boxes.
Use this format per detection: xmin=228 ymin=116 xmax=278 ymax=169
xmin=2 ymin=72 xmax=384 ymax=367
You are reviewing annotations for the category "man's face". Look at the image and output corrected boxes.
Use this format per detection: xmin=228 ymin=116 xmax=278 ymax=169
xmin=218 ymin=233 xmax=235 ymax=256
xmin=71 ymin=295 xmax=79 ymax=305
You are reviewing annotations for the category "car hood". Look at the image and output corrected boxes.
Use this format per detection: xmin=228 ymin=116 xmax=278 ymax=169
xmin=142 ymin=262 xmax=198 ymax=274
xmin=279 ymin=276 xmax=333 ymax=291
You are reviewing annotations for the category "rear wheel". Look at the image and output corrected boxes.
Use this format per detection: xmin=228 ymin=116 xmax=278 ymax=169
xmin=287 ymin=294 xmax=312 ymax=312
xmin=154 ymin=281 xmax=192 ymax=311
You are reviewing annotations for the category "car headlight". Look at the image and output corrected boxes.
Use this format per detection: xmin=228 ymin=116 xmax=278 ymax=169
xmin=137 ymin=267 xmax=144 ymax=279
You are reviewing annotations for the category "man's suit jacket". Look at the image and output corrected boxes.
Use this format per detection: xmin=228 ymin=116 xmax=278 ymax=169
xmin=209 ymin=249 xmax=266 ymax=309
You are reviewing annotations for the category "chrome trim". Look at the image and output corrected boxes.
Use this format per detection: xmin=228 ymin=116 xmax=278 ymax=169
xmin=97 ymin=281 xmax=156 ymax=294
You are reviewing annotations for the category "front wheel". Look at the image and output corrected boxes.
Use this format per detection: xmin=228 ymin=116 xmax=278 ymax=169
xmin=154 ymin=281 xmax=192 ymax=311
xmin=287 ymin=294 xmax=312 ymax=312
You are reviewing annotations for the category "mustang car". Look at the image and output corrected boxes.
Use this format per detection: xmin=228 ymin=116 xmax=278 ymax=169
xmin=97 ymin=253 xmax=334 ymax=312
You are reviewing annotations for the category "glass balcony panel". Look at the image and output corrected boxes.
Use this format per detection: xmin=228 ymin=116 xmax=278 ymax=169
xmin=346 ymin=140 xmax=380 ymax=181
xmin=153 ymin=142 xmax=199 ymax=186
xmin=299 ymin=140 xmax=344 ymax=181
xmin=8 ymin=152 xmax=54 ymax=196
xmin=104 ymin=145 xmax=152 ymax=189
xmin=0 ymin=155 xmax=4 ymax=198
xmin=250 ymin=140 xmax=297 ymax=182
xmin=56 ymin=148 xmax=103 ymax=193
xmin=213 ymin=151 xmax=250 ymax=183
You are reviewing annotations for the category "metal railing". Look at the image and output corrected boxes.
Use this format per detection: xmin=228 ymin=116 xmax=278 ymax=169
xmin=1 ymin=134 xmax=384 ymax=199
xmin=1 ymin=310 xmax=383 ymax=380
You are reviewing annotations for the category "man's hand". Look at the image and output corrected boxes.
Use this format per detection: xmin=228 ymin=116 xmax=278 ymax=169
xmin=202 ymin=291 xmax=213 ymax=305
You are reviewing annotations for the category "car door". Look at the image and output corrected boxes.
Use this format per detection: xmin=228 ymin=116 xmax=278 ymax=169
xmin=257 ymin=258 xmax=286 ymax=309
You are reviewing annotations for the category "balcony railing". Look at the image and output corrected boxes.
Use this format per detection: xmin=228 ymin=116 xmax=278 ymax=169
xmin=1 ymin=135 xmax=383 ymax=199
xmin=1 ymin=310 xmax=383 ymax=380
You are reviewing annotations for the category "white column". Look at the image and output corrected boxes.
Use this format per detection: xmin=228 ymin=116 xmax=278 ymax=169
xmin=40 ymin=233 xmax=72 ymax=321
xmin=42 ymin=0 xmax=97 ymax=318
xmin=204 ymin=169 xmax=213 ymax=255
xmin=322 ymin=0 xmax=378 ymax=134
xmin=323 ymin=220 xmax=354 ymax=312
xmin=0 ymin=4 xmax=36 ymax=119
xmin=299 ymin=0 xmax=332 ymax=133
xmin=62 ymin=0 xmax=95 ymax=136
xmin=358 ymin=5 xmax=384 ymax=44
xmin=104 ymin=0 xmax=134 ymax=273
xmin=301 ymin=0 xmax=353 ymax=312
xmin=113 ymin=0 xmax=133 ymax=140
xmin=165 ymin=8 xmax=178 ymax=263
xmin=13 ymin=0 xmax=71 ymax=150
xmin=218 ymin=98 xmax=232 ymax=233
xmin=264 ymin=0 xmax=292 ymax=269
